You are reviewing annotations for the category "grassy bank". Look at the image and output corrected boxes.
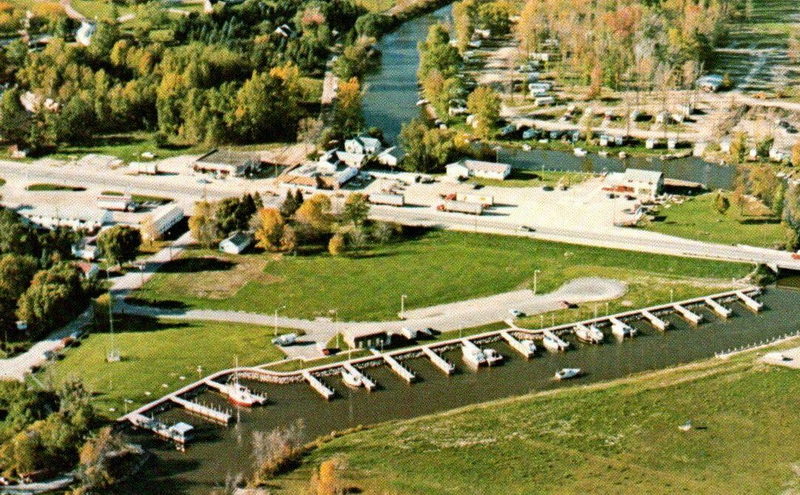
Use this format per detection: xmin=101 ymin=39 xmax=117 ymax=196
xmin=276 ymin=342 xmax=800 ymax=494
xmin=26 ymin=183 xmax=86 ymax=191
xmin=469 ymin=169 xmax=592 ymax=188
xmin=642 ymin=193 xmax=788 ymax=248
xmin=131 ymin=231 xmax=751 ymax=322
xmin=37 ymin=315 xmax=288 ymax=415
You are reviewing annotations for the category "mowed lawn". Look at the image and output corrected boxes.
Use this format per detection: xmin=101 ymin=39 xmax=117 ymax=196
xmin=132 ymin=231 xmax=751 ymax=321
xmin=278 ymin=347 xmax=800 ymax=494
xmin=41 ymin=316 xmax=286 ymax=416
xmin=643 ymin=193 xmax=788 ymax=248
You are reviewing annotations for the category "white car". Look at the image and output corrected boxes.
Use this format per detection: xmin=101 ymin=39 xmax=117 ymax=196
xmin=272 ymin=333 xmax=298 ymax=346
xmin=509 ymin=309 xmax=525 ymax=318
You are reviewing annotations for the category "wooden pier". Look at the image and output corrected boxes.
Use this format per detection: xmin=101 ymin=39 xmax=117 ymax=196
xmin=641 ymin=310 xmax=669 ymax=331
xmin=500 ymin=331 xmax=536 ymax=358
xmin=422 ymin=346 xmax=456 ymax=375
xmin=342 ymin=362 xmax=377 ymax=391
xmin=377 ymin=351 xmax=416 ymax=383
xmin=704 ymin=297 xmax=732 ymax=318
xmin=128 ymin=413 xmax=194 ymax=451
xmin=609 ymin=317 xmax=636 ymax=338
xmin=673 ymin=304 xmax=703 ymax=325
xmin=736 ymin=291 xmax=763 ymax=312
xmin=302 ymin=371 xmax=335 ymax=400
xmin=169 ymin=396 xmax=232 ymax=426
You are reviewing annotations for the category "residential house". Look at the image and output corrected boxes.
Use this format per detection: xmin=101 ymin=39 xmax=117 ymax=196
xmin=219 ymin=231 xmax=252 ymax=255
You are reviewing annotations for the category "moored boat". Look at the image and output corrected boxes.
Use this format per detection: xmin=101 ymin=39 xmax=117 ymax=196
xmin=575 ymin=324 xmax=604 ymax=344
xmin=554 ymin=368 xmax=582 ymax=380
xmin=341 ymin=369 xmax=363 ymax=389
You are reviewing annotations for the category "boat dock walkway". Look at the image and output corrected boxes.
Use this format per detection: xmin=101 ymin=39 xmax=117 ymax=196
xmin=641 ymin=310 xmax=669 ymax=331
xmin=373 ymin=350 xmax=416 ymax=383
xmin=500 ymin=331 xmax=535 ymax=358
xmin=705 ymin=297 xmax=732 ymax=318
xmin=342 ymin=362 xmax=377 ymax=391
xmin=673 ymin=304 xmax=703 ymax=325
xmin=422 ymin=346 xmax=456 ymax=374
xmin=302 ymin=371 xmax=336 ymax=400
xmin=169 ymin=396 xmax=232 ymax=426
xmin=128 ymin=413 xmax=192 ymax=450
xmin=737 ymin=291 xmax=764 ymax=312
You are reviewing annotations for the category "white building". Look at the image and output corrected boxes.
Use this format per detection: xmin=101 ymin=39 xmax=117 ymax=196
xmin=17 ymin=205 xmax=111 ymax=232
xmin=377 ymin=146 xmax=405 ymax=168
xmin=446 ymin=159 xmax=512 ymax=181
xmin=219 ymin=231 xmax=252 ymax=255
xmin=194 ymin=149 xmax=260 ymax=177
xmin=619 ymin=168 xmax=664 ymax=200
xmin=142 ymin=204 xmax=184 ymax=241
xmin=344 ymin=136 xmax=382 ymax=156
xmin=336 ymin=150 xmax=367 ymax=168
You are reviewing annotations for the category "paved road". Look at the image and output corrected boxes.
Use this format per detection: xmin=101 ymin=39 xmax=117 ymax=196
xmin=118 ymin=278 xmax=627 ymax=360
xmin=0 ymin=232 xmax=192 ymax=382
xmin=369 ymin=205 xmax=800 ymax=270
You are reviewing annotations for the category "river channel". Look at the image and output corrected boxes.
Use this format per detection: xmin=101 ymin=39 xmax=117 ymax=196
xmin=124 ymin=288 xmax=800 ymax=494
xmin=361 ymin=4 xmax=737 ymax=190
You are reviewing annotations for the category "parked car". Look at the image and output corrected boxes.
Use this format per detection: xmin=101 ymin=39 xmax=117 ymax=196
xmin=509 ymin=309 xmax=526 ymax=318
xmin=520 ymin=225 xmax=536 ymax=232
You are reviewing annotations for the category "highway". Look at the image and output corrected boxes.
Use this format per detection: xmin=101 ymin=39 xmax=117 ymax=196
xmin=2 ymin=158 xmax=799 ymax=271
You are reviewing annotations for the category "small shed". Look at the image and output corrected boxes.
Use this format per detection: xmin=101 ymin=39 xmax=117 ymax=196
xmin=219 ymin=232 xmax=252 ymax=255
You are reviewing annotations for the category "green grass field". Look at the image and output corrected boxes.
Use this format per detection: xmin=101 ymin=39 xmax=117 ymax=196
xmin=468 ymin=169 xmax=592 ymax=188
xmin=38 ymin=316 xmax=288 ymax=416
xmin=643 ymin=193 xmax=788 ymax=248
xmin=277 ymin=343 xmax=800 ymax=494
xmin=25 ymin=183 xmax=86 ymax=191
xmin=49 ymin=132 xmax=202 ymax=163
xmin=132 ymin=231 xmax=751 ymax=321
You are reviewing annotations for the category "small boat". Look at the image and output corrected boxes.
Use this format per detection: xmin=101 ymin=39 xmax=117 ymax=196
xmin=542 ymin=331 xmax=569 ymax=352
xmin=341 ymin=369 xmax=363 ymax=389
xmin=573 ymin=147 xmax=588 ymax=157
xmin=554 ymin=368 xmax=582 ymax=380
xmin=521 ymin=339 xmax=537 ymax=355
xmin=219 ymin=380 xmax=267 ymax=407
xmin=483 ymin=348 xmax=504 ymax=366
xmin=416 ymin=98 xmax=428 ymax=106
xmin=574 ymin=324 xmax=604 ymax=344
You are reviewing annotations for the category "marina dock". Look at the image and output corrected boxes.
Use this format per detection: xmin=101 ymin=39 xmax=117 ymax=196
xmin=500 ymin=331 xmax=536 ymax=358
xmin=119 ymin=287 xmax=765 ymax=450
xmin=641 ymin=310 xmax=669 ymax=331
xmin=169 ymin=396 xmax=232 ymax=426
xmin=673 ymin=304 xmax=703 ymax=325
xmin=737 ymin=291 xmax=764 ymax=312
xmin=303 ymin=371 xmax=336 ymax=400
xmin=422 ymin=346 xmax=456 ymax=375
xmin=342 ymin=362 xmax=377 ymax=391
xmin=705 ymin=297 xmax=732 ymax=318
xmin=377 ymin=351 xmax=416 ymax=383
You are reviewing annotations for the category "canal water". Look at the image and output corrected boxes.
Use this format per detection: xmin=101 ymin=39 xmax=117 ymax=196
xmin=124 ymin=288 xmax=800 ymax=494
xmin=360 ymin=3 xmax=737 ymax=190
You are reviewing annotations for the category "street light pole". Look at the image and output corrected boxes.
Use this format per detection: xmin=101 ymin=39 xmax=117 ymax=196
xmin=534 ymin=269 xmax=541 ymax=295
xmin=401 ymin=294 xmax=407 ymax=318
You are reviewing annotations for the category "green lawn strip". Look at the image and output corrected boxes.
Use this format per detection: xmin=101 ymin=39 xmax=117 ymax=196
xmin=0 ymin=177 xmax=5 ymax=186
xmin=468 ymin=169 xmax=593 ymax=188
xmin=26 ymin=183 xmax=86 ymax=191
xmin=642 ymin=193 xmax=788 ymax=248
xmin=37 ymin=315 xmax=289 ymax=417
xmin=276 ymin=342 xmax=800 ymax=494
xmin=132 ymin=231 xmax=751 ymax=322
xmin=101 ymin=190 xmax=173 ymax=204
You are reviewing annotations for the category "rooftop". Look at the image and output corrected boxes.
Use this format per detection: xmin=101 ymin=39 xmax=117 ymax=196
xmin=196 ymin=149 xmax=258 ymax=166
xmin=623 ymin=168 xmax=664 ymax=183
xmin=462 ymin=159 xmax=511 ymax=173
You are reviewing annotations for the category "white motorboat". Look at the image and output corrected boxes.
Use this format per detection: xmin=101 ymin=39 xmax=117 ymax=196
xmin=554 ymin=368 xmax=582 ymax=380
xmin=521 ymin=339 xmax=537 ymax=355
xmin=416 ymin=98 xmax=428 ymax=106
xmin=218 ymin=380 xmax=267 ymax=407
xmin=574 ymin=324 xmax=604 ymax=344
xmin=542 ymin=331 xmax=569 ymax=352
xmin=610 ymin=319 xmax=637 ymax=339
xmin=341 ymin=369 xmax=363 ymax=389
xmin=483 ymin=348 xmax=504 ymax=366
xmin=573 ymin=147 xmax=588 ymax=157
xmin=462 ymin=344 xmax=487 ymax=367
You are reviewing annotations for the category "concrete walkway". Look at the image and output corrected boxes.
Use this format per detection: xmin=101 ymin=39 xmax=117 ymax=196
xmin=118 ymin=277 xmax=627 ymax=360
xmin=0 ymin=232 xmax=192 ymax=382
